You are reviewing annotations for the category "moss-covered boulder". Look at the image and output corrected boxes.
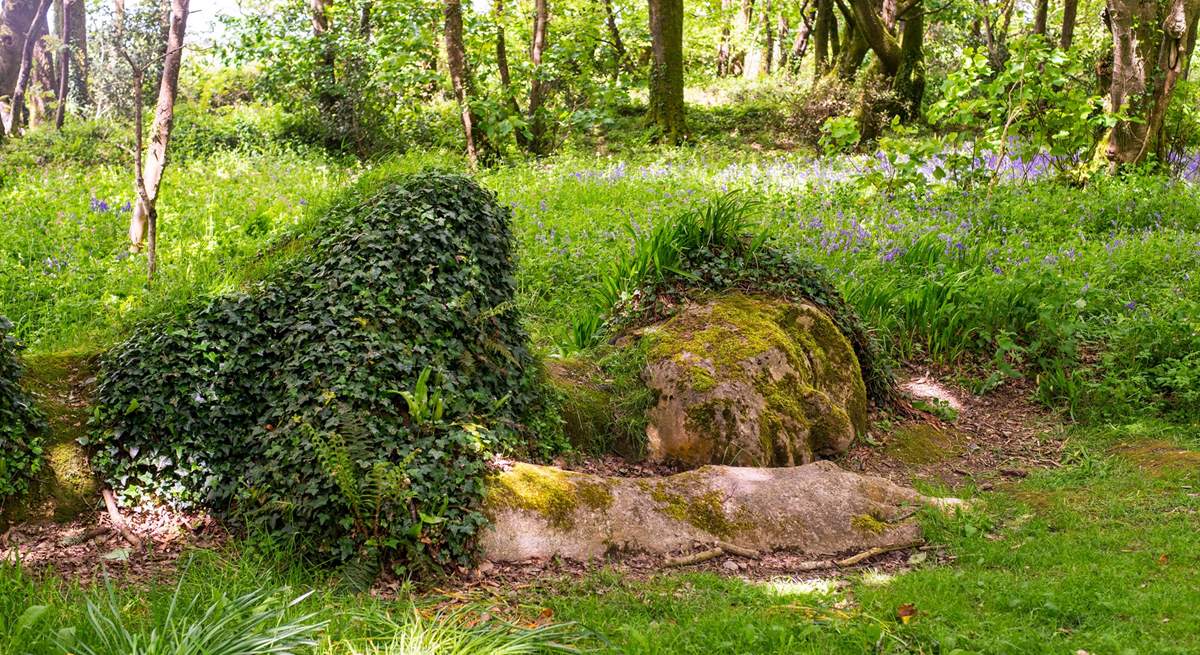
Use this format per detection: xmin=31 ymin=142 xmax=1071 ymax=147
xmin=480 ymin=460 xmax=955 ymax=561
xmin=640 ymin=294 xmax=867 ymax=467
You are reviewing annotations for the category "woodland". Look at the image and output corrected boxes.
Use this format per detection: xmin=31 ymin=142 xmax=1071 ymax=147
xmin=1 ymin=0 xmax=1199 ymax=652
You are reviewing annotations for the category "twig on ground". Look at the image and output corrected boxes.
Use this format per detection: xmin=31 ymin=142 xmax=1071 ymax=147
xmin=715 ymin=541 xmax=760 ymax=558
xmin=791 ymin=559 xmax=836 ymax=571
xmin=835 ymin=540 xmax=924 ymax=568
xmin=59 ymin=526 xmax=111 ymax=547
xmin=102 ymin=488 xmax=143 ymax=550
xmin=665 ymin=547 xmax=723 ymax=567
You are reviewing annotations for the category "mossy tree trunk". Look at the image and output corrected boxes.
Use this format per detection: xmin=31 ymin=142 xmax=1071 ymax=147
xmin=648 ymin=0 xmax=685 ymax=143
xmin=5 ymin=0 xmax=51 ymax=135
xmin=1104 ymin=0 xmax=1200 ymax=167
xmin=890 ymin=0 xmax=925 ymax=122
xmin=813 ymin=0 xmax=832 ymax=76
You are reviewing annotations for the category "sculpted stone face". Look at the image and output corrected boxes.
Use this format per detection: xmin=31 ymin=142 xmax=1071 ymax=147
xmin=640 ymin=294 xmax=868 ymax=467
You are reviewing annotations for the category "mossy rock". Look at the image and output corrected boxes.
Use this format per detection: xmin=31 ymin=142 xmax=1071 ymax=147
xmin=480 ymin=460 xmax=959 ymax=562
xmin=640 ymin=294 xmax=867 ymax=467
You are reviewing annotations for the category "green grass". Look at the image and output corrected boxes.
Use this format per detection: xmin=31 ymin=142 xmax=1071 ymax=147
xmin=2 ymin=421 xmax=1195 ymax=653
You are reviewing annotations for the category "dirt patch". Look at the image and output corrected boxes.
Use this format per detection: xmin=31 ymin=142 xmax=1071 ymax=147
xmin=1111 ymin=440 xmax=1200 ymax=477
xmin=1 ymin=504 xmax=226 ymax=585
xmin=845 ymin=368 xmax=1064 ymax=489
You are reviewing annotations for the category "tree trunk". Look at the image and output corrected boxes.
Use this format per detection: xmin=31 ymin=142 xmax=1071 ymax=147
xmin=61 ymin=0 xmax=85 ymax=105
xmin=746 ymin=0 xmax=771 ymax=77
xmin=850 ymin=0 xmax=901 ymax=75
xmin=29 ymin=5 xmax=53 ymax=127
xmin=526 ymin=0 xmax=549 ymax=154
xmin=1060 ymin=0 xmax=1078 ymax=49
xmin=129 ymin=0 xmax=188 ymax=255
xmin=1 ymin=0 xmax=40 ymax=130
xmin=53 ymin=0 xmax=67 ymax=128
xmin=717 ymin=0 xmax=733 ymax=75
xmin=732 ymin=0 xmax=753 ymax=75
xmin=310 ymin=0 xmax=336 ymax=111
xmin=1104 ymin=0 xmax=1200 ymax=166
xmin=6 ymin=0 xmax=51 ymax=135
xmin=648 ymin=0 xmax=685 ymax=143
xmin=833 ymin=16 xmax=868 ymax=80
xmin=604 ymin=0 xmax=629 ymax=77
xmin=443 ymin=0 xmax=489 ymax=168
xmin=791 ymin=0 xmax=815 ymax=72
xmin=983 ymin=0 xmax=1015 ymax=70
xmin=775 ymin=12 xmax=788 ymax=70
xmin=1033 ymin=0 xmax=1048 ymax=37
xmin=891 ymin=0 xmax=925 ymax=121
xmin=814 ymin=0 xmax=832 ymax=75
xmin=494 ymin=0 xmax=525 ymax=148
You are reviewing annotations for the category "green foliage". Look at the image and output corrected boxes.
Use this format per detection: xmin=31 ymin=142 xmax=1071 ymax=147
xmin=0 ymin=316 xmax=44 ymax=503
xmin=569 ymin=193 xmax=894 ymax=405
xmin=90 ymin=172 xmax=547 ymax=573
xmin=334 ymin=606 xmax=585 ymax=654
xmin=63 ymin=579 xmax=325 ymax=655
xmin=819 ymin=116 xmax=861 ymax=155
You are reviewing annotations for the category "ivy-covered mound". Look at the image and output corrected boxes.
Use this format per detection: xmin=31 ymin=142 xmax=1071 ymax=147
xmin=91 ymin=172 xmax=542 ymax=573
xmin=0 ymin=316 xmax=45 ymax=504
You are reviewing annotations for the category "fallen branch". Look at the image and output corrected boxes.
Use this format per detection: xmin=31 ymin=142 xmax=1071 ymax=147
xmin=791 ymin=559 xmax=836 ymax=571
xmin=715 ymin=540 xmax=760 ymax=558
xmin=101 ymin=488 xmax=143 ymax=550
xmin=59 ymin=526 xmax=111 ymax=547
xmin=665 ymin=547 xmax=723 ymax=567
xmin=835 ymin=540 xmax=923 ymax=567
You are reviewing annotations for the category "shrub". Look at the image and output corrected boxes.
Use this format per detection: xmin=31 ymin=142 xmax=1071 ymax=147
xmin=90 ymin=172 xmax=547 ymax=574
xmin=0 ymin=316 xmax=44 ymax=504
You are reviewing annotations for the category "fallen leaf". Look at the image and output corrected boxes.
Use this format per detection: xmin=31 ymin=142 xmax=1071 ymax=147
xmin=897 ymin=603 xmax=917 ymax=624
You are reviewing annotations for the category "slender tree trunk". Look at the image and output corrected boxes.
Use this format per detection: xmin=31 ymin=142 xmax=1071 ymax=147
xmin=746 ymin=0 xmax=771 ymax=77
xmin=1104 ymin=0 xmax=1200 ymax=166
xmin=494 ymin=0 xmax=525 ymax=148
xmin=791 ymin=0 xmax=815 ymax=72
xmin=732 ymin=0 xmax=753 ymax=74
xmin=814 ymin=0 xmax=832 ymax=75
xmin=647 ymin=0 xmax=685 ymax=143
xmin=1 ymin=0 xmax=42 ymax=130
xmin=63 ymin=0 xmax=85 ymax=105
xmin=1033 ymin=0 xmax=1048 ymax=38
xmin=833 ymin=16 xmax=868 ymax=80
xmin=775 ymin=12 xmax=788 ymax=70
xmin=129 ymin=0 xmax=188 ymax=257
xmin=444 ymin=0 xmax=488 ymax=168
xmin=29 ymin=5 xmax=53 ymax=127
xmin=7 ymin=0 xmax=51 ymax=135
xmin=310 ymin=0 xmax=336 ymax=111
xmin=604 ymin=0 xmax=629 ymax=76
xmin=1060 ymin=0 xmax=1078 ymax=49
xmin=53 ymin=0 xmax=67 ymax=128
xmin=527 ymin=0 xmax=549 ymax=154
xmin=717 ymin=0 xmax=733 ymax=75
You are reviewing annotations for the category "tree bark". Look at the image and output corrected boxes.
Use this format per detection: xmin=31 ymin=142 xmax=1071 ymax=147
xmin=1060 ymin=0 xmax=1078 ymax=49
xmin=527 ymin=0 xmax=549 ymax=154
xmin=732 ymin=0 xmax=753 ymax=75
xmin=791 ymin=0 xmax=815 ymax=72
xmin=494 ymin=0 xmax=525 ymax=144
xmin=891 ymin=0 xmax=925 ymax=121
xmin=6 ymin=0 xmax=51 ymax=135
xmin=775 ymin=12 xmax=789 ymax=70
xmin=310 ymin=0 xmax=336 ymax=111
xmin=1 ymin=0 xmax=41 ymax=130
xmin=648 ymin=0 xmax=685 ymax=143
xmin=745 ymin=0 xmax=771 ymax=77
xmin=53 ymin=0 xmax=67 ymax=128
xmin=63 ymin=0 xmax=86 ymax=105
xmin=1033 ymin=0 xmax=1048 ymax=37
xmin=1104 ymin=0 xmax=1200 ymax=166
xmin=443 ymin=0 xmax=488 ymax=168
xmin=129 ymin=0 xmax=188 ymax=256
xmin=850 ymin=0 xmax=901 ymax=75
xmin=604 ymin=0 xmax=629 ymax=76
xmin=717 ymin=0 xmax=733 ymax=75
xmin=29 ymin=4 xmax=53 ymax=127
xmin=814 ymin=0 xmax=832 ymax=75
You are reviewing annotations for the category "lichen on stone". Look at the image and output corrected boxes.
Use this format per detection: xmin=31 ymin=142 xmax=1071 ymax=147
xmin=851 ymin=513 xmax=888 ymax=535
xmin=647 ymin=477 xmax=748 ymax=539
xmin=486 ymin=463 xmax=613 ymax=531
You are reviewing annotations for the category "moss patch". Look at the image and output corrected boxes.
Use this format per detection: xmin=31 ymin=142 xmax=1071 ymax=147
xmin=486 ymin=464 xmax=613 ymax=531
xmin=1111 ymin=440 xmax=1200 ymax=478
xmin=648 ymin=477 xmax=749 ymax=539
xmin=851 ymin=513 xmax=888 ymax=535
xmin=884 ymin=423 xmax=966 ymax=465
xmin=546 ymin=342 xmax=654 ymax=458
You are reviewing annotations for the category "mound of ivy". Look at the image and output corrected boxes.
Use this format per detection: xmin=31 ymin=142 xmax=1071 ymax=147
xmin=0 ymin=316 xmax=44 ymax=503
xmin=574 ymin=194 xmax=894 ymax=405
xmin=91 ymin=172 xmax=546 ymax=574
